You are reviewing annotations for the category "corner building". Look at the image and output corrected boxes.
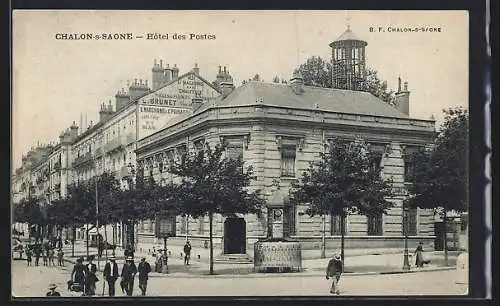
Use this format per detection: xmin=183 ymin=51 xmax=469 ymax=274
xmin=135 ymin=27 xmax=437 ymax=254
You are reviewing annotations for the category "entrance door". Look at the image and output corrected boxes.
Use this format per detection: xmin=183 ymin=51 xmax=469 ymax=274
xmin=224 ymin=218 xmax=246 ymax=254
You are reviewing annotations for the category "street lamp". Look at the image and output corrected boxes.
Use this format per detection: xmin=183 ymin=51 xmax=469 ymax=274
xmin=126 ymin=162 xmax=136 ymax=250
xmin=402 ymin=202 xmax=410 ymax=271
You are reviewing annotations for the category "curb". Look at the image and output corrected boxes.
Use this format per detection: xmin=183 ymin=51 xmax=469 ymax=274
xmin=61 ymin=256 xmax=455 ymax=278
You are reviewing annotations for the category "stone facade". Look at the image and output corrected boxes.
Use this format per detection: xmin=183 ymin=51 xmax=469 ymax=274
xmin=135 ymin=88 xmax=436 ymax=252
xmin=13 ymin=62 xmax=223 ymax=246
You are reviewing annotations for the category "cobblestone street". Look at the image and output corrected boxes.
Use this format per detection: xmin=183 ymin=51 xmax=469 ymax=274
xmin=12 ymin=260 xmax=467 ymax=297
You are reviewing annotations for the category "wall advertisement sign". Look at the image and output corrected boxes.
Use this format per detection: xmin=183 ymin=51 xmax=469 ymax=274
xmin=138 ymin=73 xmax=220 ymax=139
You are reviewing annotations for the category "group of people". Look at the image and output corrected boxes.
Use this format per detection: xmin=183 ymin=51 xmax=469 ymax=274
xmin=24 ymin=241 xmax=65 ymax=267
xmin=67 ymin=254 xmax=153 ymax=297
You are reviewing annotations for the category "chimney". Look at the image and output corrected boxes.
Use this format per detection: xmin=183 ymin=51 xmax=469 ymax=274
xmin=115 ymin=87 xmax=131 ymax=111
xmin=129 ymin=78 xmax=150 ymax=101
xmin=172 ymin=64 xmax=180 ymax=79
xmin=191 ymin=97 xmax=203 ymax=112
xmin=219 ymin=66 xmax=235 ymax=98
xmin=99 ymin=103 xmax=107 ymax=121
xmin=394 ymin=79 xmax=410 ymax=115
xmin=63 ymin=129 xmax=72 ymax=143
xmin=290 ymin=70 xmax=304 ymax=95
xmin=152 ymin=58 xmax=165 ymax=90
xmin=69 ymin=121 xmax=79 ymax=140
xmin=163 ymin=63 xmax=172 ymax=83
xmin=192 ymin=63 xmax=200 ymax=75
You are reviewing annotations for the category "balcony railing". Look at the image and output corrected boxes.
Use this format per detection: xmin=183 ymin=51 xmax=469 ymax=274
xmin=105 ymin=136 xmax=125 ymax=153
xmin=72 ymin=152 xmax=93 ymax=167
xmin=95 ymin=147 xmax=104 ymax=157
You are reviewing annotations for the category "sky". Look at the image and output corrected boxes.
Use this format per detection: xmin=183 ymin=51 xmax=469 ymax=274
xmin=12 ymin=10 xmax=469 ymax=171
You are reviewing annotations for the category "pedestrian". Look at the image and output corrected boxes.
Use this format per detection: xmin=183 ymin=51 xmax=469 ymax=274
xmin=414 ymin=241 xmax=425 ymax=268
xmin=48 ymin=248 xmax=55 ymax=266
xmin=326 ymin=253 xmax=344 ymax=295
xmin=42 ymin=247 xmax=48 ymax=266
xmin=46 ymin=283 xmax=61 ymax=297
xmin=26 ymin=247 xmax=32 ymax=266
xmin=57 ymin=236 xmax=63 ymax=250
xmin=57 ymin=248 xmax=64 ymax=266
xmin=103 ymin=256 xmax=119 ymax=296
xmin=34 ymin=245 xmax=41 ymax=266
xmin=121 ymin=256 xmax=137 ymax=296
xmin=183 ymin=241 xmax=192 ymax=265
xmin=18 ymin=245 xmax=24 ymax=260
xmin=70 ymin=257 xmax=87 ymax=294
xmin=124 ymin=245 xmax=135 ymax=258
xmin=85 ymin=255 xmax=98 ymax=296
xmin=154 ymin=249 xmax=162 ymax=272
xmin=137 ymin=257 xmax=152 ymax=296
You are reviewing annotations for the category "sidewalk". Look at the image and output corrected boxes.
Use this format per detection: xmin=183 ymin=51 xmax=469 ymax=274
xmin=60 ymin=241 xmax=459 ymax=278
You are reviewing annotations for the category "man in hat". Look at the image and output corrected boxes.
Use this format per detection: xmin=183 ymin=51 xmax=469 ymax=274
xmin=121 ymin=256 xmax=137 ymax=296
xmin=85 ymin=255 xmax=98 ymax=296
xmin=326 ymin=253 xmax=344 ymax=295
xmin=183 ymin=241 xmax=192 ymax=265
xmin=46 ymin=283 xmax=61 ymax=297
xmin=137 ymin=257 xmax=152 ymax=296
xmin=103 ymin=255 xmax=119 ymax=296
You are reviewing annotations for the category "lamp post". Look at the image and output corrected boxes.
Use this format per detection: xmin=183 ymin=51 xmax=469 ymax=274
xmin=126 ymin=162 xmax=136 ymax=251
xmin=402 ymin=202 xmax=410 ymax=271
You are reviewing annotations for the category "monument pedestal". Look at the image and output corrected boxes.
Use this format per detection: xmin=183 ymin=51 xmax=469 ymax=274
xmin=254 ymin=241 xmax=302 ymax=273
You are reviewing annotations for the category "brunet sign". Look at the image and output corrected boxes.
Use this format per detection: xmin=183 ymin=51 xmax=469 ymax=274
xmin=138 ymin=73 xmax=219 ymax=139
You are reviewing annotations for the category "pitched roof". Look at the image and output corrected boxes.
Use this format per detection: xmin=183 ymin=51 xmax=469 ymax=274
xmin=156 ymin=81 xmax=408 ymax=132
xmin=334 ymin=28 xmax=364 ymax=42
xmin=217 ymin=81 xmax=407 ymax=118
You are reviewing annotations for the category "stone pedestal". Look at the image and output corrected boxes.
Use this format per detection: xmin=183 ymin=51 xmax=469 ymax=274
xmin=254 ymin=241 xmax=302 ymax=273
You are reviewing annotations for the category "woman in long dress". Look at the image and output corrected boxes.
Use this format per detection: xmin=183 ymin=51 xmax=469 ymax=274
xmin=414 ymin=242 xmax=425 ymax=267
xmin=71 ymin=257 xmax=87 ymax=292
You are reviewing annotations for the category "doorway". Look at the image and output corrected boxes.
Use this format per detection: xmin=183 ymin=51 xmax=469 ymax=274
xmin=224 ymin=217 xmax=246 ymax=254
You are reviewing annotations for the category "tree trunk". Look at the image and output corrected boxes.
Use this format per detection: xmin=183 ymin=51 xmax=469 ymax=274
xmin=28 ymin=223 xmax=32 ymax=244
xmin=321 ymin=214 xmax=326 ymax=258
xmin=209 ymin=212 xmax=214 ymax=275
xmin=340 ymin=210 xmax=345 ymax=262
xmin=443 ymin=209 xmax=449 ymax=266
xmin=86 ymin=223 xmax=90 ymax=259
xmin=71 ymin=225 xmax=75 ymax=257
xmin=104 ymin=223 xmax=109 ymax=259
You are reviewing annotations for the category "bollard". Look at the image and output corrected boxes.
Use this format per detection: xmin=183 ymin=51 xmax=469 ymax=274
xmin=197 ymin=254 xmax=200 ymax=261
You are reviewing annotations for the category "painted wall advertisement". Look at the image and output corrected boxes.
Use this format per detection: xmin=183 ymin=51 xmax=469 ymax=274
xmin=138 ymin=73 xmax=220 ymax=139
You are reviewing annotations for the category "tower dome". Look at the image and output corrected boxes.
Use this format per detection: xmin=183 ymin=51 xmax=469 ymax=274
xmin=329 ymin=25 xmax=367 ymax=91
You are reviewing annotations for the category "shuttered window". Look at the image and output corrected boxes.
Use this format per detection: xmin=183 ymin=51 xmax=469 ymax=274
xmin=281 ymin=145 xmax=296 ymax=177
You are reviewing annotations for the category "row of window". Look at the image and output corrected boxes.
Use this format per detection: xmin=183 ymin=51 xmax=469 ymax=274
xmin=281 ymin=207 xmax=418 ymax=236
xmin=152 ymin=209 xmax=418 ymax=237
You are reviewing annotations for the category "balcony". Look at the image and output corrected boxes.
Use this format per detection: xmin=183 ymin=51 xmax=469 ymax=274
xmin=104 ymin=136 xmax=125 ymax=154
xmin=52 ymin=162 xmax=61 ymax=173
xmin=72 ymin=152 xmax=93 ymax=168
xmin=94 ymin=147 xmax=104 ymax=157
